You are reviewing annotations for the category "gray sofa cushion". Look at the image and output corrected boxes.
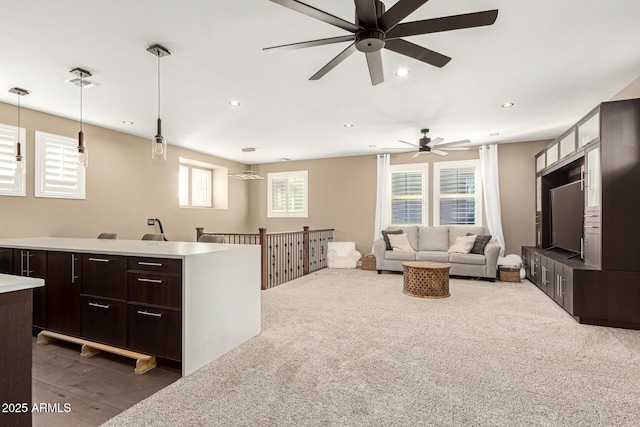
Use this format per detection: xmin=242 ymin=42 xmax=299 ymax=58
xmin=418 ymin=226 xmax=449 ymax=251
xmin=467 ymin=233 xmax=492 ymax=255
xmin=449 ymin=226 xmax=486 ymax=247
xmin=415 ymin=251 xmax=450 ymax=263
xmin=449 ymin=253 xmax=486 ymax=265
xmin=384 ymin=250 xmax=416 ymax=261
xmin=387 ymin=225 xmax=418 ymax=251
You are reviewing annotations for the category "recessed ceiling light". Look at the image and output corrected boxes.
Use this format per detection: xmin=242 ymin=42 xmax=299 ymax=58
xmin=280 ymin=157 xmax=290 ymax=161
xmin=344 ymin=123 xmax=354 ymax=128
xmin=501 ymin=102 xmax=514 ymax=108
xmin=228 ymin=100 xmax=240 ymax=107
xmin=369 ymin=145 xmax=377 ymax=148
xmin=395 ymin=68 xmax=409 ymax=77
xmin=490 ymin=132 xmax=499 ymax=136
xmin=122 ymin=120 xmax=134 ymax=125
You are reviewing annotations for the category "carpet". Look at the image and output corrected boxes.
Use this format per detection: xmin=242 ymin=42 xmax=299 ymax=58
xmin=103 ymin=269 xmax=640 ymax=426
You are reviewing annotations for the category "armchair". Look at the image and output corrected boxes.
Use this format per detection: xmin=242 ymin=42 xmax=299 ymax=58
xmin=327 ymin=242 xmax=362 ymax=269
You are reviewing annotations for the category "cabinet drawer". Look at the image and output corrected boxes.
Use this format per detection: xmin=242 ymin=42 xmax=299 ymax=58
xmin=128 ymin=304 xmax=181 ymax=360
xmin=127 ymin=272 xmax=182 ymax=308
xmin=128 ymin=257 xmax=182 ymax=275
xmin=82 ymin=254 xmax=127 ymax=299
xmin=81 ymin=296 xmax=127 ymax=348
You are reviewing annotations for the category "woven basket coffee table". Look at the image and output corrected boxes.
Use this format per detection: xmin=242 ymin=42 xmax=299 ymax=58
xmin=402 ymin=261 xmax=451 ymax=299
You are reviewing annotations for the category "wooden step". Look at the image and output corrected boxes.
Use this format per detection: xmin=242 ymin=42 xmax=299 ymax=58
xmin=36 ymin=330 xmax=156 ymax=374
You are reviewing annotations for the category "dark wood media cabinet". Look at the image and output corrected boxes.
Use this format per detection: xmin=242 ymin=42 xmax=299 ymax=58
xmin=524 ymin=97 xmax=640 ymax=330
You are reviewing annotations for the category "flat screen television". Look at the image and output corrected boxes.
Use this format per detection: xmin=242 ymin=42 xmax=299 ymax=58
xmin=550 ymin=181 xmax=584 ymax=254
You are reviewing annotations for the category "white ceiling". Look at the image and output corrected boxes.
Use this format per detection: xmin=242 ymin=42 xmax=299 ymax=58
xmin=1 ymin=0 xmax=639 ymax=164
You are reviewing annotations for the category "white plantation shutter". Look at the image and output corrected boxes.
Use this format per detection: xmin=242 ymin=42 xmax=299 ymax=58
xmin=391 ymin=171 xmax=423 ymax=224
xmin=191 ymin=167 xmax=212 ymax=207
xmin=268 ymin=171 xmax=308 ymax=217
xmin=35 ymin=131 xmax=85 ymax=199
xmin=0 ymin=123 xmax=26 ymax=196
xmin=434 ymin=160 xmax=482 ymax=226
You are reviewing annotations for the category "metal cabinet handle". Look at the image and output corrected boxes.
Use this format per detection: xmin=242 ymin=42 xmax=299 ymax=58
xmin=71 ymin=254 xmax=79 ymax=283
xmin=137 ymin=310 xmax=162 ymax=318
xmin=541 ymin=266 xmax=546 ymax=285
xmin=138 ymin=262 xmax=163 ymax=267
xmin=137 ymin=278 xmax=163 ymax=284
xmin=89 ymin=257 xmax=110 ymax=263
xmin=584 ymin=225 xmax=600 ymax=229
xmin=89 ymin=302 xmax=110 ymax=309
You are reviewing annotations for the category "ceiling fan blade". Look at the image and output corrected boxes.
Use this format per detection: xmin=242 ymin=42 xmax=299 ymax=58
xmin=384 ymin=39 xmax=451 ymax=68
xmin=426 ymin=137 xmax=443 ymax=148
xmin=433 ymin=139 xmax=471 ymax=148
xmin=365 ymin=51 xmax=384 ymax=85
xmin=378 ymin=0 xmax=430 ymax=32
xmin=445 ymin=147 xmax=471 ymax=151
xmin=309 ymin=42 xmax=357 ymax=80
xmin=386 ymin=10 xmax=499 ymax=39
xmin=411 ymin=151 xmax=431 ymax=159
xmin=399 ymin=140 xmax=419 ymax=148
xmin=431 ymin=149 xmax=448 ymax=156
xmin=263 ymin=35 xmax=355 ymax=52
xmin=267 ymin=0 xmax=361 ymax=33
xmin=354 ymin=0 xmax=379 ymax=27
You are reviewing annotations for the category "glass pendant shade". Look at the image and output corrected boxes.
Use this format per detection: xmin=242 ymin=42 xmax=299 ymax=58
xmin=152 ymin=118 xmax=167 ymax=161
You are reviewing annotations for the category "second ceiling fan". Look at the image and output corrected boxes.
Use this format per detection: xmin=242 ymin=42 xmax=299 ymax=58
xmin=264 ymin=0 xmax=498 ymax=85
xmin=384 ymin=129 xmax=471 ymax=157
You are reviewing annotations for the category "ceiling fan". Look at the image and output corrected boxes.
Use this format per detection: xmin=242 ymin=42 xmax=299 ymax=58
xmin=264 ymin=0 xmax=498 ymax=85
xmin=384 ymin=129 xmax=471 ymax=157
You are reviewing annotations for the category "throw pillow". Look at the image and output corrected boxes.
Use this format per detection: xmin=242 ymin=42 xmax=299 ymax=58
xmin=382 ymin=229 xmax=403 ymax=250
xmin=387 ymin=233 xmax=414 ymax=252
xmin=466 ymin=233 xmax=492 ymax=254
xmin=447 ymin=234 xmax=477 ymax=254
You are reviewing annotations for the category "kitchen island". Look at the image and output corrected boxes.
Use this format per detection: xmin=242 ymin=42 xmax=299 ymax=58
xmin=0 ymin=237 xmax=261 ymax=377
xmin=0 ymin=273 xmax=44 ymax=427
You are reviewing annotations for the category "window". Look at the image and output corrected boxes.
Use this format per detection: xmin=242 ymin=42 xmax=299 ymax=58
xmin=35 ymin=131 xmax=85 ymax=199
xmin=179 ymin=158 xmax=228 ymax=209
xmin=268 ymin=170 xmax=308 ymax=217
xmin=389 ymin=163 xmax=428 ymax=225
xmin=0 ymin=123 xmax=26 ymax=197
xmin=433 ymin=160 xmax=482 ymax=226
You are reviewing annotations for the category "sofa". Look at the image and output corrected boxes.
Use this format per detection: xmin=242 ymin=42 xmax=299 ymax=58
xmin=373 ymin=225 xmax=501 ymax=281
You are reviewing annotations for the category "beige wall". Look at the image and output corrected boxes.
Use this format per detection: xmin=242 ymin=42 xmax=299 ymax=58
xmin=0 ymin=102 xmax=249 ymax=241
xmin=250 ymin=141 xmax=549 ymax=256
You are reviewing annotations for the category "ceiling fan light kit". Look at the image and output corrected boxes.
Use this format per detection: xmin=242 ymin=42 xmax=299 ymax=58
xmin=265 ymin=0 xmax=498 ymax=86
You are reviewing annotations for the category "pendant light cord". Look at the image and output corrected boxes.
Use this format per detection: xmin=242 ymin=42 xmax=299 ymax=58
xmin=79 ymin=74 xmax=83 ymax=132
xmin=157 ymin=55 xmax=161 ymax=119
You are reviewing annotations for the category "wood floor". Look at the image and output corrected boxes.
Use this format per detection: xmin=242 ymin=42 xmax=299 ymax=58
xmin=32 ymin=337 xmax=180 ymax=426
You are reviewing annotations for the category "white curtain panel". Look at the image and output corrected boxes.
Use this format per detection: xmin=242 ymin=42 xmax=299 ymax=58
xmin=479 ymin=145 xmax=506 ymax=256
xmin=373 ymin=153 xmax=391 ymax=245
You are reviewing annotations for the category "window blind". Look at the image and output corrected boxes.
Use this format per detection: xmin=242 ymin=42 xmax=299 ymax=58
xmin=391 ymin=171 xmax=423 ymax=224
xmin=438 ymin=166 xmax=476 ymax=225
xmin=35 ymin=132 xmax=85 ymax=199
xmin=268 ymin=171 xmax=308 ymax=217
xmin=191 ymin=167 xmax=212 ymax=207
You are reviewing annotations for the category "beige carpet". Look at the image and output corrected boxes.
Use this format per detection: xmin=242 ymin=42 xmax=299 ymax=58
xmin=103 ymin=269 xmax=640 ymax=426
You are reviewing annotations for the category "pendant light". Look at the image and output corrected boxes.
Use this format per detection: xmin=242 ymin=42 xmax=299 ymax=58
xmin=71 ymin=67 xmax=91 ymax=168
xmin=147 ymin=44 xmax=171 ymax=161
xmin=8 ymin=87 xmax=29 ymax=173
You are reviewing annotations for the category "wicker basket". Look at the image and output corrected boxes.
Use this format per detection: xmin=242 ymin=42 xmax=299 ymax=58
xmin=499 ymin=266 xmax=521 ymax=283
xmin=361 ymin=254 xmax=376 ymax=271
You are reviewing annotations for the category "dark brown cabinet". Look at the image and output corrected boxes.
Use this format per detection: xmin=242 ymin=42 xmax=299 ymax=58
xmin=46 ymin=251 xmax=82 ymax=336
xmin=13 ymin=249 xmax=47 ymax=328
xmin=0 ymin=247 xmax=13 ymax=273
xmin=526 ymin=98 xmax=640 ymax=329
xmin=81 ymin=254 xmax=127 ymax=299
xmin=126 ymin=257 xmax=182 ymax=361
xmin=81 ymin=296 xmax=127 ymax=348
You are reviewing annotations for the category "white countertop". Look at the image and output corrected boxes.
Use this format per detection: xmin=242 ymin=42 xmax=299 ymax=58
xmin=0 ymin=273 xmax=44 ymax=294
xmin=0 ymin=237 xmax=244 ymax=258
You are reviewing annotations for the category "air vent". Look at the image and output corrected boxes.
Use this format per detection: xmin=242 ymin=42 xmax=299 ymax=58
xmin=65 ymin=77 xmax=98 ymax=89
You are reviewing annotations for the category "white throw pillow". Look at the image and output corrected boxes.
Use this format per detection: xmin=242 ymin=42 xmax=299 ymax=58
xmin=387 ymin=233 xmax=414 ymax=252
xmin=447 ymin=234 xmax=477 ymax=254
